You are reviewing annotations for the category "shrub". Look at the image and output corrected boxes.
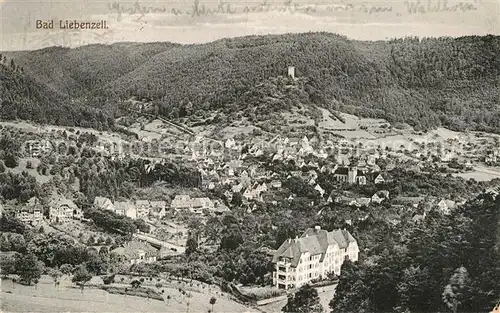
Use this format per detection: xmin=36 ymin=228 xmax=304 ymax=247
xmin=102 ymin=274 xmax=115 ymax=285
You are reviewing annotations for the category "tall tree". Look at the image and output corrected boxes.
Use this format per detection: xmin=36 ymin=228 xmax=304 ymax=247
xmin=442 ymin=267 xmax=471 ymax=313
xmin=209 ymin=296 xmax=217 ymax=312
xmin=50 ymin=268 xmax=62 ymax=288
xmin=15 ymin=253 xmax=42 ymax=285
xmin=72 ymin=264 xmax=93 ymax=294
xmin=283 ymin=284 xmax=323 ymax=313
xmin=185 ymin=231 xmax=199 ymax=256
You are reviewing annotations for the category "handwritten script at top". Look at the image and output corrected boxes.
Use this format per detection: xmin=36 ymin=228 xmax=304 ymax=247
xmin=108 ymin=0 xmax=480 ymax=21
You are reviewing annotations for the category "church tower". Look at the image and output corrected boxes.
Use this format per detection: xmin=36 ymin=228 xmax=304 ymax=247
xmin=348 ymin=166 xmax=358 ymax=184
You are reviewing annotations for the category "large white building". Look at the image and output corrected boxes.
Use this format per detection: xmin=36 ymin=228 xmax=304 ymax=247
xmin=272 ymin=226 xmax=359 ymax=290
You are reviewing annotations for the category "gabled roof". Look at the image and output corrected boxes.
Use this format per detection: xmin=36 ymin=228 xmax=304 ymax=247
xmin=334 ymin=167 xmax=349 ymax=175
xmin=357 ymin=169 xmax=367 ymax=176
xmin=191 ymin=197 xmax=213 ymax=208
xmin=376 ymin=190 xmax=390 ymax=198
xmin=114 ymin=201 xmax=135 ymax=211
xmin=94 ymin=196 xmax=114 ymax=211
xmin=111 ymin=241 xmax=157 ymax=259
xmin=273 ymin=228 xmax=357 ymax=267
xmin=438 ymin=199 xmax=456 ymax=208
xmin=356 ymin=198 xmax=371 ymax=206
xmin=135 ymin=200 xmax=150 ymax=207
xmin=49 ymin=194 xmax=78 ymax=210
xmin=149 ymin=200 xmax=166 ymax=208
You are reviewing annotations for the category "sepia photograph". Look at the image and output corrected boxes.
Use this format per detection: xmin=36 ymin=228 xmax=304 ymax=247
xmin=0 ymin=0 xmax=499 ymax=312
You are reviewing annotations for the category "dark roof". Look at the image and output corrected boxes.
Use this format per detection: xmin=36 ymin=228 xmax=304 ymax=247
xmin=272 ymin=228 xmax=357 ymax=267
xmin=334 ymin=167 xmax=349 ymax=175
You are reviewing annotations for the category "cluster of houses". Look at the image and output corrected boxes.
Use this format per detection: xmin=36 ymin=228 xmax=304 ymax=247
xmin=93 ymin=197 xmax=167 ymax=219
xmin=170 ymin=195 xmax=229 ymax=214
xmin=93 ymin=195 xmax=229 ymax=219
xmin=333 ymin=193 xmax=465 ymax=226
xmin=187 ymin=134 xmax=406 ymax=207
xmin=13 ymin=194 xmax=84 ymax=225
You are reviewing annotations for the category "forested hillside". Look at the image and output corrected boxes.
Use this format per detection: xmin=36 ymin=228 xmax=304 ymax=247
xmin=331 ymin=191 xmax=500 ymax=313
xmin=0 ymin=56 xmax=113 ymax=130
xmin=3 ymin=33 xmax=500 ymax=132
xmin=5 ymin=42 xmax=179 ymax=96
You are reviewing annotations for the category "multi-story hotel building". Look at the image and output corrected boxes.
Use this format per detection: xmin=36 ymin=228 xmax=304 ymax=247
xmin=272 ymin=226 xmax=359 ymax=290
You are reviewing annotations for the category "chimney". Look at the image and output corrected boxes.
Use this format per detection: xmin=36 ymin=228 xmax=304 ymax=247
xmin=288 ymin=66 xmax=295 ymax=79
xmin=315 ymin=225 xmax=321 ymax=231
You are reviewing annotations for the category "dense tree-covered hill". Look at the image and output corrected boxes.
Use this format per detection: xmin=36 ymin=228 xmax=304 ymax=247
xmin=5 ymin=42 xmax=179 ymax=97
xmin=3 ymin=33 xmax=500 ymax=132
xmin=0 ymin=57 xmax=113 ymax=129
xmin=331 ymin=191 xmax=500 ymax=313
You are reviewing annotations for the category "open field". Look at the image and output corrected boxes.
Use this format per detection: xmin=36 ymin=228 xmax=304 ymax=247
xmin=6 ymin=158 xmax=52 ymax=184
xmin=453 ymin=166 xmax=500 ymax=181
xmin=1 ymin=277 xmax=167 ymax=313
xmin=1 ymin=276 xmax=259 ymax=313
xmin=318 ymin=109 xmax=385 ymax=139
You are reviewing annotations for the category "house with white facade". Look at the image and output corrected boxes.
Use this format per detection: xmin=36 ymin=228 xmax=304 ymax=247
xmin=94 ymin=196 xmax=115 ymax=212
xmin=374 ymin=173 xmax=386 ymax=184
xmin=271 ymin=180 xmax=282 ymax=189
xmin=437 ymin=199 xmax=456 ymax=215
xmin=114 ymin=201 xmax=137 ymax=219
xmin=272 ymin=226 xmax=359 ymax=290
xmin=135 ymin=200 xmax=152 ymax=218
xmin=191 ymin=197 xmax=214 ymax=214
xmin=110 ymin=241 xmax=157 ymax=265
xmin=371 ymin=190 xmax=390 ymax=204
xmin=150 ymin=200 xmax=167 ymax=218
xmin=170 ymin=195 xmax=192 ymax=209
xmin=48 ymin=194 xmax=83 ymax=223
xmin=15 ymin=197 xmax=43 ymax=225
xmin=170 ymin=195 xmax=215 ymax=214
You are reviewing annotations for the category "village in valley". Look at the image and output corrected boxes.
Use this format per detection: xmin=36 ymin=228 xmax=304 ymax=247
xmin=1 ymin=64 xmax=500 ymax=313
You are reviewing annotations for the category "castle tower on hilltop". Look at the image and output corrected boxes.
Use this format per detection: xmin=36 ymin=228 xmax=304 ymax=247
xmin=288 ymin=66 xmax=295 ymax=79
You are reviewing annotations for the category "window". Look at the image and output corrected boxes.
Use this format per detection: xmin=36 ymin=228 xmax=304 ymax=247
xmin=309 ymin=273 xmax=312 ymax=278
xmin=309 ymin=264 xmax=312 ymax=269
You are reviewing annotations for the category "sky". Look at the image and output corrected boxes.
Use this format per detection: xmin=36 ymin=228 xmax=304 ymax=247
xmin=0 ymin=0 xmax=498 ymax=50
